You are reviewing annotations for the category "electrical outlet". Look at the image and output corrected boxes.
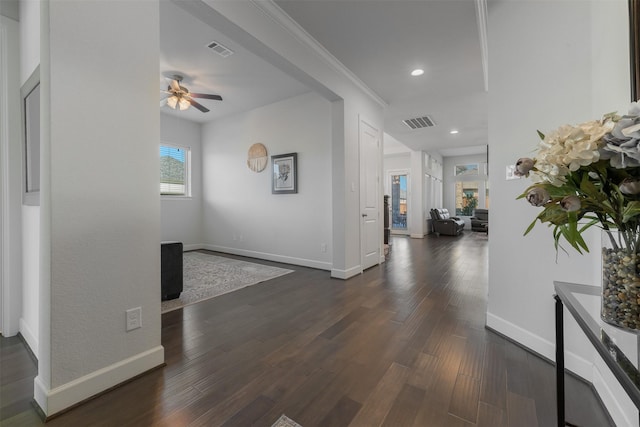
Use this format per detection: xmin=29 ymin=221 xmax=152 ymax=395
xmin=320 ymin=243 xmax=327 ymax=253
xmin=126 ymin=307 xmax=142 ymax=331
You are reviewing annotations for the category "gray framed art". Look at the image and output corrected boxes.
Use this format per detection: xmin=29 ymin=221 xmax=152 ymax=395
xmin=21 ymin=65 xmax=40 ymax=206
xmin=271 ymin=152 xmax=297 ymax=194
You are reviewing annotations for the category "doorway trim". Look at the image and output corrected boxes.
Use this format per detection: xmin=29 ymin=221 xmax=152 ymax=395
xmin=0 ymin=16 xmax=21 ymax=337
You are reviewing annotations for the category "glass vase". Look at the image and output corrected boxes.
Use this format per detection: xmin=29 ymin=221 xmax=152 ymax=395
xmin=601 ymin=229 xmax=640 ymax=331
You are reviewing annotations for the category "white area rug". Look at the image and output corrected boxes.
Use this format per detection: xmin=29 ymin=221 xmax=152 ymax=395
xmin=161 ymin=252 xmax=294 ymax=313
xmin=271 ymin=414 xmax=302 ymax=427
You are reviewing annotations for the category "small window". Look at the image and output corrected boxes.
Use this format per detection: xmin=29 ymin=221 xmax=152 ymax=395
xmin=455 ymin=163 xmax=479 ymax=176
xmin=160 ymin=144 xmax=190 ymax=196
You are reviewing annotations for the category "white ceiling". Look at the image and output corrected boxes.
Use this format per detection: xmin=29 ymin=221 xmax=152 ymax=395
xmin=159 ymin=1 xmax=310 ymax=123
xmin=160 ymin=0 xmax=488 ymax=158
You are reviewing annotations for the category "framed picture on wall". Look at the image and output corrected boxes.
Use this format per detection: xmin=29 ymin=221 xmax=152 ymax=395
xmin=21 ymin=65 xmax=40 ymax=206
xmin=271 ymin=152 xmax=297 ymax=194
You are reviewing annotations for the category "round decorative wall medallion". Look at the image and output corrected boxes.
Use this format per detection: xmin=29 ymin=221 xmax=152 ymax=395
xmin=247 ymin=143 xmax=268 ymax=173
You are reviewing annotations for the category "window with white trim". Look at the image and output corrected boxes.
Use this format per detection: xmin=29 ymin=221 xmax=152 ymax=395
xmin=160 ymin=144 xmax=191 ymax=197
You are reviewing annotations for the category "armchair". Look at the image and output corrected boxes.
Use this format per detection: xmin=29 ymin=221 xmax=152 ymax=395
xmin=471 ymin=209 xmax=489 ymax=232
xmin=430 ymin=208 xmax=465 ymax=236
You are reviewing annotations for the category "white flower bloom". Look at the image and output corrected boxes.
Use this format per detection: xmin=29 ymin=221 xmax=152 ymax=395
xmin=533 ymin=119 xmax=613 ymax=186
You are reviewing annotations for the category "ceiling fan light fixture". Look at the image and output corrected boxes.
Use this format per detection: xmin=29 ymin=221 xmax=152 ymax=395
xmin=166 ymin=95 xmax=179 ymax=109
xmin=161 ymin=75 xmax=221 ymax=113
xmin=178 ymin=97 xmax=191 ymax=111
xmin=166 ymin=95 xmax=191 ymax=111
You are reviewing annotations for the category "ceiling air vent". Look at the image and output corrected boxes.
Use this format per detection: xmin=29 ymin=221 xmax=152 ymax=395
xmin=402 ymin=115 xmax=436 ymax=130
xmin=207 ymin=41 xmax=234 ymax=58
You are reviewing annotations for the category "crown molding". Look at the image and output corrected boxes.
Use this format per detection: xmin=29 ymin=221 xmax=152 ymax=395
xmin=475 ymin=0 xmax=489 ymax=92
xmin=248 ymin=0 xmax=387 ymax=108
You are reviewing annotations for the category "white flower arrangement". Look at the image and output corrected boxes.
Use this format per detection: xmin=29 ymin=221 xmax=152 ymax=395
xmin=516 ymin=103 xmax=640 ymax=255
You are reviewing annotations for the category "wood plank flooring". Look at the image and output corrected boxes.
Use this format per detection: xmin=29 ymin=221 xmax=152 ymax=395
xmin=0 ymin=233 xmax=614 ymax=426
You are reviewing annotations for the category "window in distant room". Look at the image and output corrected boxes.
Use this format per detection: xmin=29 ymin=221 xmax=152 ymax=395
xmin=454 ymin=163 xmax=479 ymax=176
xmin=160 ymin=144 xmax=191 ymax=196
xmin=455 ymin=181 xmax=479 ymax=216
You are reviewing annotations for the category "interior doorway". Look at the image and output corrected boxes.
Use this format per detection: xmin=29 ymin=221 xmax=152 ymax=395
xmin=388 ymin=171 xmax=409 ymax=233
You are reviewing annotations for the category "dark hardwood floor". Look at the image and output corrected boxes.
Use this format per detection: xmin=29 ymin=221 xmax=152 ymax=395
xmin=1 ymin=233 xmax=614 ymax=426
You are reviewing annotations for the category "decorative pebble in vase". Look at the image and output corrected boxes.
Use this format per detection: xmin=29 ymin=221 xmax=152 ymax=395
xmin=601 ymin=229 xmax=640 ymax=331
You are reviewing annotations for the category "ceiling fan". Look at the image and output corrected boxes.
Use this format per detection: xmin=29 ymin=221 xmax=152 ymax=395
xmin=160 ymin=75 xmax=222 ymax=113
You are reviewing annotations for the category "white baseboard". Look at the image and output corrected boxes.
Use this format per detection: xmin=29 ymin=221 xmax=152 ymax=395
xmin=410 ymin=233 xmax=425 ymax=239
xmin=19 ymin=317 xmax=38 ymax=358
xmin=592 ymin=360 xmax=636 ymax=427
xmin=331 ymin=265 xmax=361 ymax=280
xmin=34 ymin=345 xmax=164 ymax=417
xmin=202 ymin=244 xmax=332 ymax=271
xmin=182 ymin=243 xmax=204 ymax=252
xmin=485 ymin=312 xmax=592 ymax=381
xmin=486 ymin=312 xmax=555 ymax=360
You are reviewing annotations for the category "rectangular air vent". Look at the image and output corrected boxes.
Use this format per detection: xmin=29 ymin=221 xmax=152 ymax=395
xmin=402 ymin=115 xmax=436 ymax=129
xmin=207 ymin=41 xmax=234 ymax=58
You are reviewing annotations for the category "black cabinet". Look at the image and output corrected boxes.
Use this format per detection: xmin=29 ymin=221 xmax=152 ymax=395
xmin=161 ymin=241 xmax=183 ymax=300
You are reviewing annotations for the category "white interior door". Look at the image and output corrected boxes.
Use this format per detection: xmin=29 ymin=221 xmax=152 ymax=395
xmin=359 ymin=117 xmax=380 ymax=270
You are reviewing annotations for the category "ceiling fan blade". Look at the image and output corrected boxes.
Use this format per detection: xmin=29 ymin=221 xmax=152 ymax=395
xmin=189 ymin=99 xmax=210 ymax=113
xmin=190 ymin=93 xmax=223 ymax=101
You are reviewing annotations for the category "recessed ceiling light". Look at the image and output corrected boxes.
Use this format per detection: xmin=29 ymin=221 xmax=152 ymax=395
xmin=450 ymin=129 xmax=459 ymax=134
xmin=411 ymin=69 xmax=424 ymax=77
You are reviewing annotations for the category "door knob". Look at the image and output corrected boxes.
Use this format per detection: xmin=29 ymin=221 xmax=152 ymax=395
xmin=362 ymin=214 xmax=368 ymax=217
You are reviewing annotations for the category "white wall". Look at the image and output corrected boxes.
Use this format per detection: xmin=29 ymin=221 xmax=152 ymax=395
xmin=35 ymin=0 xmax=163 ymax=416
xmin=384 ymin=153 xmax=410 ymax=175
xmin=488 ymin=0 xmax=596 ymax=349
xmin=409 ymin=150 xmax=425 ymax=237
xmin=488 ymin=0 xmax=632 ymax=424
xmin=195 ymin=0 xmax=385 ymax=279
xmin=160 ymin=113 xmax=203 ymax=250
xmin=19 ymin=0 xmax=38 ymax=85
xmin=202 ymin=92 xmax=333 ymax=270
